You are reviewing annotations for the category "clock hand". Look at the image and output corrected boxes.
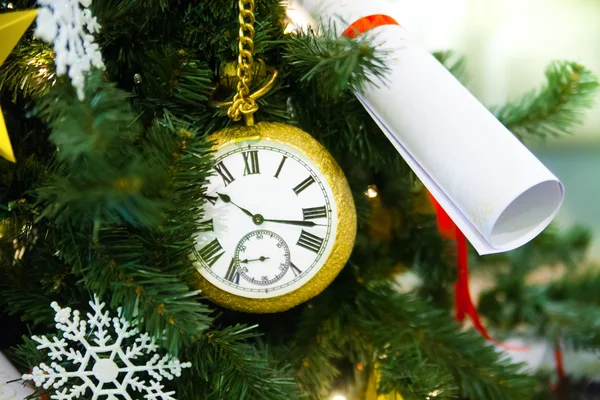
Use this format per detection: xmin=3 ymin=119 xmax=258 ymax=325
xmin=217 ymin=193 xmax=255 ymax=218
xmin=216 ymin=193 xmax=325 ymax=227
xmin=240 ymin=256 xmax=270 ymax=264
xmin=262 ymin=218 xmax=326 ymax=227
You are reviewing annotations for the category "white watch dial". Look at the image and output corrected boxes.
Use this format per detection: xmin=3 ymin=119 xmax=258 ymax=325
xmin=195 ymin=140 xmax=338 ymax=299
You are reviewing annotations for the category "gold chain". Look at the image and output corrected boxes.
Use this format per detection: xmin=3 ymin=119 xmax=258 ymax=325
xmin=227 ymin=0 xmax=259 ymax=125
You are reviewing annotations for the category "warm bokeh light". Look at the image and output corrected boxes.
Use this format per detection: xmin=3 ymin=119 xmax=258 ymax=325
xmin=365 ymin=184 xmax=379 ymax=199
xmin=283 ymin=3 xmax=312 ymax=34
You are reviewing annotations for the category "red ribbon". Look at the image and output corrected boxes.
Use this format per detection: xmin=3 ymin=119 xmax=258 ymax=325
xmin=554 ymin=340 xmax=566 ymax=381
xmin=428 ymin=193 xmax=495 ymax=339
xmin=342 ymin=14 xmax=400 ymax=39
xmin=429 ymin=193 xmax=530 ymax=350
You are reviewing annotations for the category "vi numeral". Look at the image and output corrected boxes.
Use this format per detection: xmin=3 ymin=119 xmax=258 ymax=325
xmin=242 ymin=151 xmax=260 ymax=175
xmin=214 ymin=162 xmax=235 ymax=186
xmin=198 ymin=239 xmax=224 ymax=267
xmin=297 ymin=230 xmax=324 ymax=253
xmin=224 ymin=258 xmax=240 ymax=284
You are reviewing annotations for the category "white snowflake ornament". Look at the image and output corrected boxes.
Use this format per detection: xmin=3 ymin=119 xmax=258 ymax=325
xmin=35 ymin=0 xmax=105 ymax=100
xmin=22 ymin=296 xmax=191 ymax=400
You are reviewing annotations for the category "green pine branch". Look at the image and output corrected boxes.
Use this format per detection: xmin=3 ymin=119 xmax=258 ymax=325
xmin=35 ymin=71 xmax=169 ymax=233
xmin=475 ymin=225 xmax=590 ymax=275
xmin=547 ymin=268 xmax=600 ymax=304
xmin=291 ymin=293 xmax=348 ymax=399
xmin=283 ymin=27 xmax=388 ymax=100
xmin=83 ymin=227 xmax=212 ymax=354
xmin=542 ymin=300 xmax=600 ymax=349
xmin=280 ymin=27 xmax=413 ymax=172
xmin=378 ymin=344 xmax=458 ymax=400
xmin=179 ymin=325 xmax=297 ymax=400
xmin=0 ymin=41 xmax=56 ymax=101
xmin=358 ymin=285 xmax=536 ymax=400
xmin=0 ymin=217 xmax=86 ymax=328
xmin=478 ymin=282 xmax=600 ymax=349
xmin=81 ymin=112 xmax=215 ymax=353
xmin=0 ymin=291 xmax=56 ymax=327
xmin=136 ymin=46 xmax=212 ymax=114
xmin=495 ymin=61 xmax=599 ymax=141
xmin=290 ymin=268 xmax=534 ymax=400
xmin=477 ymin=225 xmax=594 ymax=345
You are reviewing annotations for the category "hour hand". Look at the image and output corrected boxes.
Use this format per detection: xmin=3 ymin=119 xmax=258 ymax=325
xmin=217 ymin=193 xmax=254 ymax=218
xmin=262 ymin=218 xmax=326 ymax=227
xmin=240 ymin=256 xmax=270 ymax=264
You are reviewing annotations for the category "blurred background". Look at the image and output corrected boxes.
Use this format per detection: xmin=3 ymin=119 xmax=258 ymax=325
xmin=382 ymin=0 xmax=600 ymax=384
xmin=389 ymin=0 xmax=600 ymax=260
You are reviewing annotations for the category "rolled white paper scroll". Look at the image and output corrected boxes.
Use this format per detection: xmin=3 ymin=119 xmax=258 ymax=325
xmin=294 ymin=0 xmax=564 ymax=255
xmin=0 ymin=351 xmax=34 ymax=399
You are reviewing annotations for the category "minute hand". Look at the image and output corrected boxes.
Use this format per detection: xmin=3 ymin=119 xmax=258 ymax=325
xmin=262 ymin=218 xmax=326 ymax=227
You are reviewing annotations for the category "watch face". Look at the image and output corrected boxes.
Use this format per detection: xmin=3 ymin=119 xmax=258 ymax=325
xmin=195 ymin=139 xmax=338 ymax=299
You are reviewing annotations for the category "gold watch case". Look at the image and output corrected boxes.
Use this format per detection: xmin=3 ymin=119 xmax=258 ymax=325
xmin=194 ymin=122 xmax=357 ymax=313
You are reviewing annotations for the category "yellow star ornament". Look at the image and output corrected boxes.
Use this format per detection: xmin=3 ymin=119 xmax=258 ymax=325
xmin=0 ymin=9 xmax=37 ymax=163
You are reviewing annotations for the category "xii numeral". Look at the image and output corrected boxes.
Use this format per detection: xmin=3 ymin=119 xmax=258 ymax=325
xmin=214 ymin=162 xmax=235 ymax=186
xmin=293 ymin=176 xmax=315 ymax=195
xmin=242 ymin=151 xmax=260 ymax=175
xmin=303 ymin=206 xmax=327 ymax=220
xmin=297 ymin=230 xmax=324 ymax=254
xmin=198 ymin=239 xmax=224 ymax=267
xmin=224 ymin=258 xmax=240 ymax=284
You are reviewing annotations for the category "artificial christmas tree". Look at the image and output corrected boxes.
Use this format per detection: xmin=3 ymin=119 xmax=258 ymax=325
xmin=1 ymin=0 xmax=599 ymax=399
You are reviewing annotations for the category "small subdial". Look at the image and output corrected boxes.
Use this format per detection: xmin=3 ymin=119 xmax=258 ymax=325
xmin=235 ymin=230 xmax=290 ymax=286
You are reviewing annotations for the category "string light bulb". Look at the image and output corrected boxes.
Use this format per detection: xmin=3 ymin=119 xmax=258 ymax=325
xmin=331 ymin=395 xmax=347 ymax=400
xmin=365 ymin=184 xmax=379 ymax=199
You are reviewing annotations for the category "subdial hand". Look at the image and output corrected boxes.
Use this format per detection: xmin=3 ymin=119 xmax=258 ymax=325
xmin=240 ymin=256 xmax=270 ymax=264
xmin=262 ymin=218 xmax=327 ymax=227
xmin=217 ymin=193 xmax=255 ymax=218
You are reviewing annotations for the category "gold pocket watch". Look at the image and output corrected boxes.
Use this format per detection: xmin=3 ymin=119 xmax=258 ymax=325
xmin=194 ymin=0 xmax=356 ymax=313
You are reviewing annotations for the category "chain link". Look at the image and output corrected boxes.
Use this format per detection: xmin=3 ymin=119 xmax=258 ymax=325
xmin=227 ymin=0 xmax=259 ymax=123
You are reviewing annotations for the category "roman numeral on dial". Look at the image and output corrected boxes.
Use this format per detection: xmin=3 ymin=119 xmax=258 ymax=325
xmin=198 ymin=219 xmax=214 ymax=232
xmin=205 ymin=195 xmax=218 ymax=206
xmin=242 ymin=151 xmax=260 ymax=175
xmin=198 ymin=239 xmax=224 ymax=267
xmin=293 ymin=176 xmax=315 ymax=195
xmin=303 ymin=206 xmax=327 ymax=220
xmin=290 ymin=262 xmax=302 ymax=277
xmin=274 ymin=156 xmax=287 ymax=178
xmin=214 ymin=162 xmax=235 ymax=186
xmin=224 ymin=258 xmax=240 ymax=284
xmin=297 ymin=230 xmax=324 ymax=253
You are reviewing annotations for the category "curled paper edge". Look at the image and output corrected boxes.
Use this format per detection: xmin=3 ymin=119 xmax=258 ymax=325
xmin=357 ymin=93 xmax=564 ymax=255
